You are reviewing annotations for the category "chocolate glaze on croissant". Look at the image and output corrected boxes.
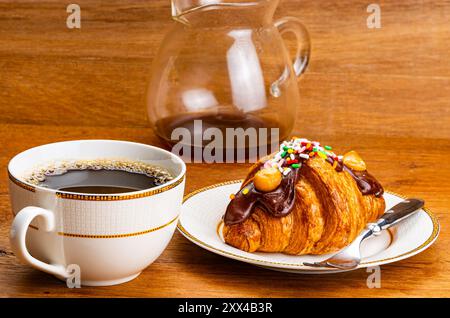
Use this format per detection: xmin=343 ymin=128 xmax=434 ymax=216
xmin=222 ymin=138 xmax=385 ymax=255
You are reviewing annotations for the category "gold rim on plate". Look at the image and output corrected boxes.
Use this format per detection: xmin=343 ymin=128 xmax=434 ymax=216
xmin=178 ymin=180 xmax=440 ymax=268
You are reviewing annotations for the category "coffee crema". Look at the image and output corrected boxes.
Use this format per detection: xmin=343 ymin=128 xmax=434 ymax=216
xmin=24 ymin=159 xmax=174 ymax=194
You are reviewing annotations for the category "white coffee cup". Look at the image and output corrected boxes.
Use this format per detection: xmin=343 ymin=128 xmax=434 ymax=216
xmin=8 ymin=140 xmax=186 ymax=286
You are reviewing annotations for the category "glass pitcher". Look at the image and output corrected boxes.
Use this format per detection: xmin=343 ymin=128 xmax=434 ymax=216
xmin=147 ymin=0 xmax=310 ymax=151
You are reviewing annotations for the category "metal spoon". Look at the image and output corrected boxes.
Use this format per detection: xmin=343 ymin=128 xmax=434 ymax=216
xmin=303 ymin=198 xmax=425 ymax=270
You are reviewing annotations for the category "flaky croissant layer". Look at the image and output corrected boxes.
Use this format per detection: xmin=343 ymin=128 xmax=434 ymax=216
xmin=223 ymin=157 xmax=385 ymax=255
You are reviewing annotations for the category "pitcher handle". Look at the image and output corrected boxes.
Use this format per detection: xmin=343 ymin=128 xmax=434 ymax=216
xmin=275 ymin=16 xmax=311 ymax=79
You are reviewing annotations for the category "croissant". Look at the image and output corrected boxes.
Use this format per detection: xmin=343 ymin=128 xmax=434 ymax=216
xmin=222 ymin=138 xmax=385 ymax=255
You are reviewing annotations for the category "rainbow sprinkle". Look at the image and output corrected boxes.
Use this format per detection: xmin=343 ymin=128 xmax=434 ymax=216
xmin=262 ymin=137 xmax=338 ymax=176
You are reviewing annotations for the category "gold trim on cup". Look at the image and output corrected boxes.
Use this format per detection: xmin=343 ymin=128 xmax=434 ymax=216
xmin=8 ymin=171 xmax=184 ymax=201
xmin=8 ymin=171 xmax=36 ymax=192
xmin=55 ymin=174 xmax=185 ymax=201
xmin=178 ymin=180 xmax=440 ymax=268
xmin=57 ymin=215 xmax=179 ymax=239
xmin=27 ymin=215 xmax=178 ymax=238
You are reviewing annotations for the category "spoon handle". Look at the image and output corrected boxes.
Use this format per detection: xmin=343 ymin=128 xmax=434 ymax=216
xmin=376 ymin=198 xmax=424 ymax=230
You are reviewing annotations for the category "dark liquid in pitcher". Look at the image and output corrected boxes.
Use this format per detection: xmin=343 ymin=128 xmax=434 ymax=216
xmin=155 ymin=113 xmax=286 ymax=149
xmin=43 ymin=169 xmax=159 ymax=194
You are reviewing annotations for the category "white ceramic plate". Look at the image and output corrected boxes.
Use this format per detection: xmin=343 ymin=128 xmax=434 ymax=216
xmin=178 ymin=180 xmax=439 ymax=273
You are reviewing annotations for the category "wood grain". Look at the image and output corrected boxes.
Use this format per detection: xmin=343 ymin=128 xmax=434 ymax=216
xmin=0 ymin=0 xmax=449 ymax=297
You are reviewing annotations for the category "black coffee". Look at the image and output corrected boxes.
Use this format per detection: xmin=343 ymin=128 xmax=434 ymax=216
xmin=25 ymin=159 xmax=174 ymax=194
xmin=44 ymin=169 xmax=161 ymax=194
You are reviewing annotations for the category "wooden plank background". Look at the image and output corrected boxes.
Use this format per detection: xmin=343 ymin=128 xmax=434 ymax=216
xmin=0 ymin=0 xmax=449 ymax=297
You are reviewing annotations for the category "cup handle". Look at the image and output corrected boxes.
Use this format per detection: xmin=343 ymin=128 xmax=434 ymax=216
xmin=10 ymin=206 xmax=68 ymax=278
xmin=275 ymin=16 xmax=311 ymax=79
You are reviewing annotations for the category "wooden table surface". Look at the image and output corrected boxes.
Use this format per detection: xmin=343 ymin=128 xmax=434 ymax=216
xmin=1 ymin=0 xmax=449 ymax=297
